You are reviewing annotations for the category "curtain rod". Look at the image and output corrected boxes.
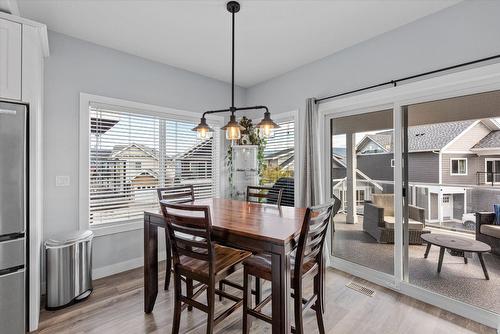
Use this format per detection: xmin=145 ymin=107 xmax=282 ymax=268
xmin=315 ymin=54 xmax=500 ymax=104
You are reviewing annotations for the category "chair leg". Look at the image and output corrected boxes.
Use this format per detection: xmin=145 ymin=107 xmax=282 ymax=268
xmin=164 ymin=247 xmax=172 ymax=290
xmin=255 ymin=277 xmax=261 ymax=305
xmin=314 ymin=274 xmax=326 ymax=334
xmin=242 ymin=268 xmax=252 ymax=334
xmin=218 ymin=281 xmax=224 ymax=301
xmin=186 ymin=278 xmax=194 ymax=311
xmin=206 ymin=284 xmax=216 ymax=334
xmin=172 ymin=274 xmax=182 ymax=334
xmin=294 ymin=282 xmax=304 ymax=334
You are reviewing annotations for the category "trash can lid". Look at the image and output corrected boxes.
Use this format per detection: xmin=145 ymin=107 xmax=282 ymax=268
xmin=45 ymin=230 xmax=94 ymax=247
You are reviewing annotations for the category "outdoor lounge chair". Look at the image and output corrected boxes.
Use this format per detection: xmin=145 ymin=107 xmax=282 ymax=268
xmin=475 ymin=212 xmax=500 ymax=255
xmin=363 ymin=194 xmax=430 ymax=244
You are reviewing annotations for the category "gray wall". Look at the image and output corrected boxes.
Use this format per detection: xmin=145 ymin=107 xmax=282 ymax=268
xmin=245 ymin=1 xmax=500 ymax=115
xmin=43 ymin=31 xmax=246 ymax=273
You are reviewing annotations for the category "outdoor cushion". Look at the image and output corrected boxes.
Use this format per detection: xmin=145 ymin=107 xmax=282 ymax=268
xmin=481 ymin=224 xmax=500 ymax=239
xmin=384 ymin=216 xmax=424 ymax=230
xmin=372 ymin=194 xmax=394 ymax=216
xmin=494 ymin=205 xmax=500 ymax=225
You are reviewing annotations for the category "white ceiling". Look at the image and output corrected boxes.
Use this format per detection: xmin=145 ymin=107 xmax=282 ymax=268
xmin=18 ymin=0 xmax=460 ymax=87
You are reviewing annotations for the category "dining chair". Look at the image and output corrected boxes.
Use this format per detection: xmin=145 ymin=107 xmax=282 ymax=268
xmin=160 ymin=202 xmax=252 ymax=334
xmin=157 ymin=185 xmax=195 ymax=291
xmin=246 ymin=185 xmax=283 ymax=207
xmin=242 ymin=196 xmax=341 ymax=334
xmin=218 ymin=185 xmax=284 ymax=304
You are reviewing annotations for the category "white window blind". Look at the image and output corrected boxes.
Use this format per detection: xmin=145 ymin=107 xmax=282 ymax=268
xmin=89 ymin=103 xmax=219 ymax=225
xmin=262 ymin=120 xmax=295 ymax=206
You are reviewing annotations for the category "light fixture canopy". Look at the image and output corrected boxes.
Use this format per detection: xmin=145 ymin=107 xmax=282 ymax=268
xmin=192 ymin=1 xmax=279 ymax=141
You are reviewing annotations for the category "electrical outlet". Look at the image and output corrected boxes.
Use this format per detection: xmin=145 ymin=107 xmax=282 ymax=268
xmin=55 ymin=175 xmax=70 ymax=187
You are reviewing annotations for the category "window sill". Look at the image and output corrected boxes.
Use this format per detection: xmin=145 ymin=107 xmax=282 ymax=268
xmin=90 ymin=220 xmax=144 ymax=237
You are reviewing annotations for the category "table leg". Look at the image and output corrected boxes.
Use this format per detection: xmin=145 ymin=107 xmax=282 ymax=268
xmin=424 ymin=243 xmax=431 ymax=259
xmin=477 ymin=253 xmax=489 ymax=280
xmin=272 ymin=250 xmax=290 ymax=334
xmin=437 ymin=247 xmax=445 ymax=273
xmin=464 ymin=254 xmax=468 ymax=264
xmin=144 ymin=215 xmax=159 ymax=313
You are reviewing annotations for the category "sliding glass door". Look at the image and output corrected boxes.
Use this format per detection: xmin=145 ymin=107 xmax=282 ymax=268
xmin=403 ymin=90 xmax=500 ymax=316
xmin=330 ymin=109 xmax=396 ymax=275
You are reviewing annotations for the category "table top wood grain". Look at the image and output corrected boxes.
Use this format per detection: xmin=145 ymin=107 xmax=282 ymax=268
xmin=146 ymin=197 xmax=306 ymax=245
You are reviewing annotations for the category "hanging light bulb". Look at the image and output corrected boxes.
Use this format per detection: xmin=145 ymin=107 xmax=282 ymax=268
xmin=257 ymin=110 xmax=279 ymax=138
xmin=192 ymin=117 xmax=213 ymax=140
xmin=221 ymin=114 xmax=243 ymax=140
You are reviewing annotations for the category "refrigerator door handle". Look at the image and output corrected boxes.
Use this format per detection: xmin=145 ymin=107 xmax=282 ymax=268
xmin=0 ymin=232 xmax=25 ymax=242
xmin=0 ymin=265 xmax=24 ymax=277
xmin=0 ymin=108 xmax=17 ymax=115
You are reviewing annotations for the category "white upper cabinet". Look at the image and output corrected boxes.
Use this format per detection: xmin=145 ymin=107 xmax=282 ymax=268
xmin=0 ymin=18 xmax=22 ymax=100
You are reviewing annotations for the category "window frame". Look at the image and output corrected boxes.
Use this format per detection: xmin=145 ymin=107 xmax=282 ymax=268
xmin=254 ymin=110 xmax=299 ymax=205
xmin=450 ymin=158 xmax=468 ymax=176
xmin=79 ymin=93 xmax=224 ymax=236
xmin=484 ymin=158 xmax=500 ymax=184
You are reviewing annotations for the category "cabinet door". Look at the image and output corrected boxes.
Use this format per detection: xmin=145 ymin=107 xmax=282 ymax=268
xmin=0 ymin=19 xmax=22 ymax=100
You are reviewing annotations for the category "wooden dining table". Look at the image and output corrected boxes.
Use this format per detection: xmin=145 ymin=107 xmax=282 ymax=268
xmin=143 ymin=197 xmax=307 ymax=334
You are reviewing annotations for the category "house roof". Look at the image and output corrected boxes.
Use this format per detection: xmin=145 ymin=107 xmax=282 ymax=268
xmin=111 ymin=143 xmax=159 ymax=159
xmin=176 ymin=137 xmax=213 ymax=159
xmin=362 ymin=120 xmax=475 ymax=153
xmin=472 ymin=130 xmax=500 ymax=149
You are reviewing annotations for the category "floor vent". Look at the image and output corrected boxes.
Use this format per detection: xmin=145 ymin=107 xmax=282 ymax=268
xmin=346 ymin=281 xmax=375 ymax=297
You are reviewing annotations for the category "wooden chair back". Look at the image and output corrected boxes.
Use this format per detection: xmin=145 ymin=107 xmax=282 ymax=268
xmin=157 ymin=185 xmax=195 ymax=204
xmin=246 ymin=185 xmax=283 ymax=207
xmin=294 ymin=196 xmax=341 ymax=279
xmin=160 ymin=202 xmax=214 ymax=275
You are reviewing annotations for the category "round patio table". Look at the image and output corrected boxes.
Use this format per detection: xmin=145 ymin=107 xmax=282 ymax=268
xmin=421 ymin=233 xmax=491 ymax=280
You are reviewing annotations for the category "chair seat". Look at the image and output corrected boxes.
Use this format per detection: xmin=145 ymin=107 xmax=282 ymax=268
xmin=242 ymin=253 xmax=317 ymax=282
xmin=481 ymin=224 xmax=500 ymax=239
xmin=178 ymin=244 xmax=251 ymax=281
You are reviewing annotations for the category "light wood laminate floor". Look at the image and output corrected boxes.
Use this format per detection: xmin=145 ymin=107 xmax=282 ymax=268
xmin=34 ymin=262 xmax=496 ymax=334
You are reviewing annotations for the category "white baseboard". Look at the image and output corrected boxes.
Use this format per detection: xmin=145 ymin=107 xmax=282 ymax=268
xmin=93 ymin=251 xmax=167 ymax=280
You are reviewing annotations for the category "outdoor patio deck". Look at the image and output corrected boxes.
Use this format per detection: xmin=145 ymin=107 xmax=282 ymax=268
xmin=332 ymin=213 xmax=500 ymax=314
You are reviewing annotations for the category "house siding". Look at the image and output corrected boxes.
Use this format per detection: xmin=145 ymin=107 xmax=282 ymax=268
xmin=357 ymin=151 xmax=439 ymax=184
xmin=467 ymin=188 xmax=500 ymax=213
xmin=445 ymin=122 xmax=490 ymax=151
xmin=357 ymin=153 xmax=393 ymax=181
xmin=408 ymin=152 xmax=439 ymax=184
xmin=442 ymin=153 xmax=481 ymax=185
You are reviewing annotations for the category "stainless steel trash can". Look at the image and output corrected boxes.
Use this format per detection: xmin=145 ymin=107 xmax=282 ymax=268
xmin=45 ymin=230 xmax=93 ymax=310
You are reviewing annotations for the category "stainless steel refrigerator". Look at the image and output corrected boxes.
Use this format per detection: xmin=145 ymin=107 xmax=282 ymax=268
xmin=0 ymin=101 xmax=27 ymax=333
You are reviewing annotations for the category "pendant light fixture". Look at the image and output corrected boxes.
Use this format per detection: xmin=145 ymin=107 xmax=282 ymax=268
xmin=192 ymin=1 xmax=279 ymax=140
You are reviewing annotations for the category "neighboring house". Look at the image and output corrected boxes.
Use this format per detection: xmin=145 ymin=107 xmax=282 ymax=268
xmin=176 ymin=137 xmax=215 ymax=183
xmin=264 ymin=147 xmax=294 ymax=170
xmin=110 ymin=143 xmax=161 ymax=189
xmin=350 ymin=119 xmax=500 ymax=223
xmin=91 ymin=138 xmax=215 ymax=207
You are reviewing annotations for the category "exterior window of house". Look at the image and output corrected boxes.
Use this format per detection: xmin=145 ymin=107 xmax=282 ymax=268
xmin=486 ymin=159 xmax=500 ymax=183
xmin=89 ymin=104 xmax=219 ymax=225
xmin=450 ymin=158 xmax=467 ymax=175
xmin=262 ymin=120 xmax=295 ymax=206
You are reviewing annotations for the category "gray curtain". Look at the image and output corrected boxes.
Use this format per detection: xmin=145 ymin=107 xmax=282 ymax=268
xmin=298 ymin=98 xmax=324 ymax=207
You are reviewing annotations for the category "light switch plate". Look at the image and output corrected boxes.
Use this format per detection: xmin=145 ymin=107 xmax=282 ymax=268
xmin=55 ymin=175 xmax=70 ymax=187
